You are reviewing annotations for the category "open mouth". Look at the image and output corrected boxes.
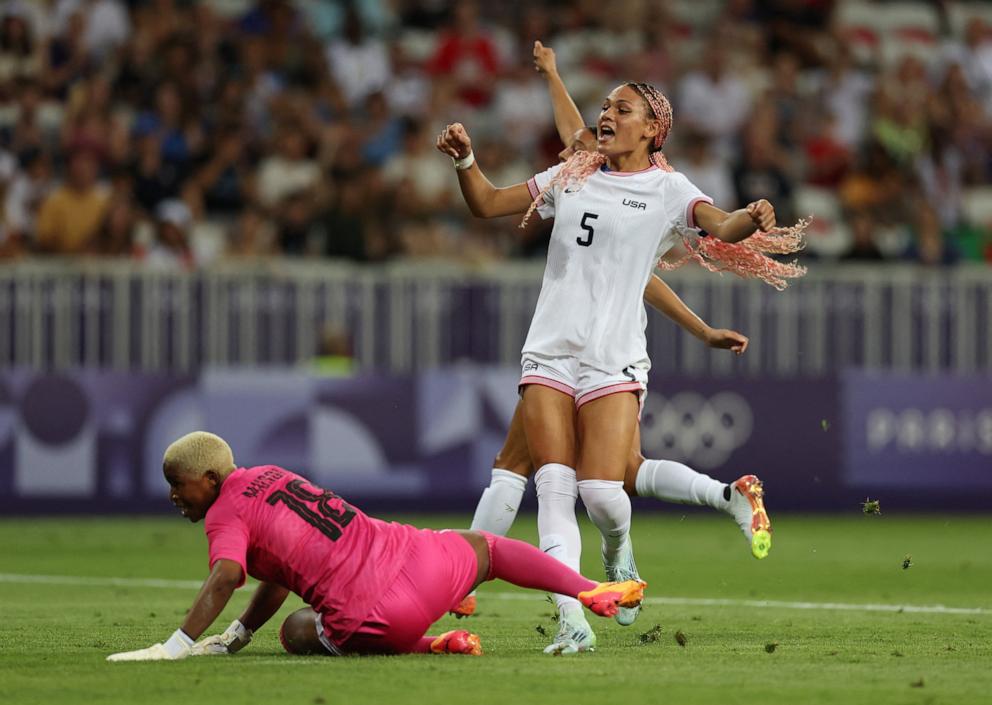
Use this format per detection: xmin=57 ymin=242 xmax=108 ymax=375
xmin=598 ymin=124 xmax=615 ymax=143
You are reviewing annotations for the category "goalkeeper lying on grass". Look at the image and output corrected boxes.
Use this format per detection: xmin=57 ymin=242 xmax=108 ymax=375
xmin=107 ymin=431 xmax=646 ymax=660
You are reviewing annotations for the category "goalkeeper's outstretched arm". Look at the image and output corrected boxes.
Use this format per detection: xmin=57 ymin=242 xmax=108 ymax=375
xmin=107 ymin=559 xmax=244 ymax=661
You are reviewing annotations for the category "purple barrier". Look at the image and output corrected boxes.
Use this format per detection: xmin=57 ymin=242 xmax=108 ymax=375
xmin=1 ymin=369 xmax=989 ymax=514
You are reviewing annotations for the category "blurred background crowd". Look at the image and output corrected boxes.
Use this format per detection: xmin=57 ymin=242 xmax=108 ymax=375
xmin=1 ymin=0 xmax=991 ymax=268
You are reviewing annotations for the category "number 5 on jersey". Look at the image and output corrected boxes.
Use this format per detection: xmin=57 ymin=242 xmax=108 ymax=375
xmin=577 ymin=212 xmax=598 ymax=247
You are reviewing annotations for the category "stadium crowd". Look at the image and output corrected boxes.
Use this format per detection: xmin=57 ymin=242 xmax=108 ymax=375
xmin=0 ymin=0 xmax=991 ymax=267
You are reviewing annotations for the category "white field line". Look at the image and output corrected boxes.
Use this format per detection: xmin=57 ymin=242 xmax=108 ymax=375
xmin=1 ymin=572 xmax=988 ymax=616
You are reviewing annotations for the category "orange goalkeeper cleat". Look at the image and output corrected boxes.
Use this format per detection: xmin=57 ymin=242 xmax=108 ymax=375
xmin=578 ymin=579 xmax=647 ymax=618
xmin=449 ymin=594 xmax=476 ymax=618
xmin=430 ymin=630 xmax=483 ymax=656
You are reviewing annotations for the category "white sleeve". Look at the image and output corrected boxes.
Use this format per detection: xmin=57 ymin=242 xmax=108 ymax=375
xmin=525 ymin=163 xmax=563 ymax=221
xmin=668 ymin=172 xmax=713 ymax=233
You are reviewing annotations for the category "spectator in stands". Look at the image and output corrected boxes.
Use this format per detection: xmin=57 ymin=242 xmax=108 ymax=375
xmin=316 ymin=168 xmax=372 ymax=262
xmin=677 ymin=47 xmax=752 ymax=160
xmin=803 ymin=112 xmax=852 ymax=188
xmin=812 ymin=41 xmax=874 ymax=149
xmin=948 ymin=18 xmax=992 ymax=118
xmin=3 ymin=78 xmax=48 ymax=155
xmin=73 ymin=0 xmax=131 ymax=62
xmin=45 ymin=7 xmax=88 ymax=98
xmin=94 ymin=180 xmax=138 ymax=257
xmin=2 ymin=148 xmax=52 ymax=253
xmin=428 ymin=0 xmax=500 ymax=109
xmin=36 ymin=149 xmax=107 ymax=253
xmin=0 ymin=0 xmax=986 ymax=268
xmin=840 ymin=211 xmax=885 ymax=262
xmin=676 ymin=130 xmax=736 ymax=211
xmin=733 ymin=102 xmax=795 ymax=224
xmin=187 ymin=125 xmax=255 ymax=219
xmin=130 ymin=130 xmax=183 ymax=214
xmin=228 ymin=207 xmax=277 ymax=258
xmin=382 ymin=118 xmax=456 ymax=220
xmin=144 ymin=197 xmax=193 ymax=270
xmin=256 ymin=126 xmax=320 ymax=213
xmin=0 ymin=7 xmax=43 ymax=97
xmin=325 ymin=5 xmax=391 ymax=110
xmin=359 ymin=91 xmax=404 ymax=167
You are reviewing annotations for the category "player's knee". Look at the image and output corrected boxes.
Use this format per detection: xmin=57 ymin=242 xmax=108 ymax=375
xmin=493 ymin=441 xmax=534 ymax=477
xmin=623 ymin=451 xmax=646 ymax=496
xmin=492 ymin=453 xmax=532 ymax=478
xmin=279 ymin=608 xmax=325 ymax=655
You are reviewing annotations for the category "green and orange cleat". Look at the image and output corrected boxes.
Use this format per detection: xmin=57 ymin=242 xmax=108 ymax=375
xmin=430 ymin=630 xmax=482 ymax=656
xmin=730 ymin=474 xmax=772 ymax=559
xmin=577 ymin=579 xmax=647 ymax=618
xmin=449 ymin=594 xmax=476 ymax=618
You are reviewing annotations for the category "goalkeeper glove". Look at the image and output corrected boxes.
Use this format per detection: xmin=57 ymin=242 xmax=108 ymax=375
xmin=107 ymin=629 xmax=194 ymax=662
xmin=190 ymin=619 xmax=253 ymax=655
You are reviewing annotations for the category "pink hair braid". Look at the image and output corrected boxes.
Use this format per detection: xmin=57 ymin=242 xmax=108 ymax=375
xmin=658 ymin=219 xmax=811 ymax=290
xmin=626 ymin=82 xmax=675 ymax=171
xmin=520 ymin=150 xmax=605 ymax=228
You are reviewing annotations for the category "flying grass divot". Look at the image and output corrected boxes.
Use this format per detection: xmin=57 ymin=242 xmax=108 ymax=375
xmin=638 ymin=624 xmax=662 ymax=645
xmin=861 ymin=498 xmax=881 ymax=515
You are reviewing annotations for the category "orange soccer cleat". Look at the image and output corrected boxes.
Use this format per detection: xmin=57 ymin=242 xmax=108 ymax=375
xmin=449 ymin=594 xmax=476 ymax=618
xmin=577 ymin=579 xmax=647 ymax=618
xmin=430 ymin=630 xmax=483 ymax=656
xmin=730 ymin=474 xmax=772 ymax=559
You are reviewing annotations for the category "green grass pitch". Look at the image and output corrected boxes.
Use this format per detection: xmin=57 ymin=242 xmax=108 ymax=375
xmin=2 ymin=513 xmax=990 ymax=705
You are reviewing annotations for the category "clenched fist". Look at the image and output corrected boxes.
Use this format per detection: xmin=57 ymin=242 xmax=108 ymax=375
xmin=745 ymin=199 xmax=776 ymax=232
xmin=435 ymin=123 xmax=472 ymax=160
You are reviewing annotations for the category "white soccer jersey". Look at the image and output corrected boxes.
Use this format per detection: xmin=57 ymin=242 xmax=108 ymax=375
xmin=522 ymin=162 xmax=712 ymax=373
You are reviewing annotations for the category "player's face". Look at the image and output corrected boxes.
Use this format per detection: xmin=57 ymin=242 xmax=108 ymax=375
xmin=164 ymin=466 xmax=220 ymax=523
xmin=558 ymin=127 xmax=597 ymax=162
xmin=597 ymin=85 xmax=659 ymax=159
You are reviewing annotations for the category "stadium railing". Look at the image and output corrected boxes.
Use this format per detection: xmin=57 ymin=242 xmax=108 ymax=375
xmin=1 ymin=259 xmax=989 ymax=376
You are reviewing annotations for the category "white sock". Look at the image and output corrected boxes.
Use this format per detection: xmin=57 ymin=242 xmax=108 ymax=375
xmin=469 ymin=468 xmax=527 ymax=536
xmin=634 ymin=458 xmax=730 ymax=511
xmin=535 ymin=463 xmax=583 ymax=617
xmin=578 ymin=479 xmax=631 ymax=566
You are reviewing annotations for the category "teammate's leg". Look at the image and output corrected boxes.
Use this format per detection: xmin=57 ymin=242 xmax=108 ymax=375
xmin=468 ymin=404 xmax=532 ymax=537
xmin=575 ymin=391 xmax=642 ymax=625
xmin=624 ymin=428 xmax=773 ymax=559
xmin=453 ymin=405 xmax=534 ymax=617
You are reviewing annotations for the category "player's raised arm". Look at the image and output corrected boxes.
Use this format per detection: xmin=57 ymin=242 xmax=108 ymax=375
xmin=534 ymin=41 xmax=584 ymax=145
xmin=435 ymin=122 xmax=533 ymax=218
xmin=692 ymin=199 xmax=776 ymax=243
xmin=106 ymin=559 xmax=243 ymax=661
xmin=643 ymin=275 xmax=748 ymax=355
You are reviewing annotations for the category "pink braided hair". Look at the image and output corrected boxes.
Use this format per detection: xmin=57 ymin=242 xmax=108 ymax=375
xmin=521 ymin=81 xmax=807 ymax=289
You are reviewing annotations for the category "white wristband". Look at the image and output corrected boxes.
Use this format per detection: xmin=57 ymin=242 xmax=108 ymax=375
xmin=163 ymin=628 xmax=194 ymax=658
xmin=453 ymin=151 xmax=475 ymax=170
xmin=226 ymin=619 xmax=252 ymax=643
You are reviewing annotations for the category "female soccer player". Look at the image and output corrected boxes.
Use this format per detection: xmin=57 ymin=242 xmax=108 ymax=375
xmin=456 ymin=46 xmax=775 ymax=655
xmin=105 ymin=432 xmax=645 ymax=661
xmin=437 ymin=66 xmax=803 ymax=653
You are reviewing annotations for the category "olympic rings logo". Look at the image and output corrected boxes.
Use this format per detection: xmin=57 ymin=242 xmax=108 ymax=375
xmin=640 ymin=392 xmax=753 ymax=469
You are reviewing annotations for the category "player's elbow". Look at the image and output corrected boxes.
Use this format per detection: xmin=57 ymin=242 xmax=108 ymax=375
xmin=212 ymin=560 xmax=244 ymax=590
xmin=469 ymin=201 xmax=502 ymax=219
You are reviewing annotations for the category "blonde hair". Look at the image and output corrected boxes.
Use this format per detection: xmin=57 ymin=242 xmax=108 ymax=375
xmin=163 ymin=431 xmax=236 ymax=478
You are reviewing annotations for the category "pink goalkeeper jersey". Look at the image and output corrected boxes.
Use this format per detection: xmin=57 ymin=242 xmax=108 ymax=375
xmin=204 ymin=466 xmax=418 ymax=644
